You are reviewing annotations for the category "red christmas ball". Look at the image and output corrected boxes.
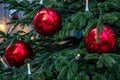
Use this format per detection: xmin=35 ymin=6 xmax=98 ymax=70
xmin=33 ymin=7 xmax=62 ymax=36
xmin=4 ymin=40 xmax=33 ymax=67
xmin=84 ymin=25 xmax=117 ymax=53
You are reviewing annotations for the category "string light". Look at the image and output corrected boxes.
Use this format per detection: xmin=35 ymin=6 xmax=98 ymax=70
xmin=27 ymin=63 xmax=33 ymax=80
xmin=0 ymin=56 xmax=8 ymax=68
xmin=40 ymin=0 xmax=43 ymax=5
xmin=7 ymin=26 xmax=14 ymax=34
xmin=64 ymin=0 xmax=71 ymax=2
xmin=30 ymin=36 xmax=35 ymax=40
xmin=85 ymin=0 xmax=89 ymax=12
xmin=75 ymin=54 xmax=81 ymax=60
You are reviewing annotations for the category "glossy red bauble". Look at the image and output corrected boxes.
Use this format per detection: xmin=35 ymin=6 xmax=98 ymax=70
xmin=84 ymin=25 xmax=116 ymax=53
xmin=33 ymin=7 xmax=62 ymax=36
xmin=4 ymin=40 xmax=33 ymax=67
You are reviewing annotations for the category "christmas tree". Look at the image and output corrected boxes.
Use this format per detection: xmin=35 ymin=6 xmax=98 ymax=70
xmin=0 ymin=0 xmax=120 ymax=80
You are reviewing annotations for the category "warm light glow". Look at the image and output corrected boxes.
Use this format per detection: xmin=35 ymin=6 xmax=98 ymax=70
xmin=0 ymin=24 xmax=6 ymax=33
xmin=0 ymin=56 xmax=3 ymax=62
xmin=77 ymin=54 xmax=80 ymax=57
xmin=86 ymin=0 xmax=88 ymax=3
xmin=30 ymin=36 xmax=35 ymax=40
